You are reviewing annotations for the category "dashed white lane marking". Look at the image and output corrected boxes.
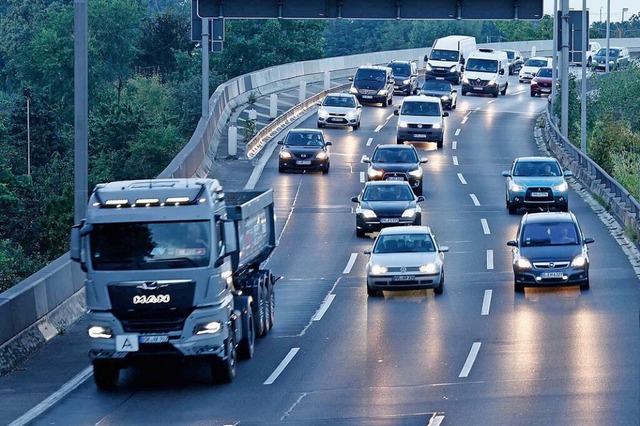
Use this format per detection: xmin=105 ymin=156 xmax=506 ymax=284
xmin=470 ymin=194 xmax=480 ymax=206
xmin=487 ymin=99 xmax=497 ymax=104
xmin=374 ymin=125 xmax=383 ymax=132
xmin=360 ymin=171 xmax=365 ymax=183
xmin=452 ymin=156 xmax=458 ymax=166
xmin=474 ymin=107 xmax=481 ymax=112
xmin=313 ymin=294 xmax=336 ymax=321
xmin=366 ymin=137 xmax=373 ymax=146
xmin=459 ymin=342 xmax=482 ymax=378
xmin=343 ymin=253 xmax=357 ymax=274
xmin=428 ymin=414 xmax=445 ymax=426
xmin=452 ymin=141 xmax=457 ymax=150
xmin=264 ymin=348 xmax=300 ymax=385
xmin=481 ymin=290 xmax=493 ymax=316
xmin=8 ymin=366 xmax=93 ymax=426
xmin=480 ymin=218 xmax=490 ymax=235
xmin=455 ymin=129 xmax=461 ymax=136
xmin=461 ymin=116 xmax=469 ymax=124
xmin=486 ymin=250 xmax=494 ymax=270
xmin=457 ymin=173 xmax=467 ymax=184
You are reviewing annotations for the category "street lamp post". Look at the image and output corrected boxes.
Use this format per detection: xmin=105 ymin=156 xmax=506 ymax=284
xmin=24 ymin=88 xmax=31 ymax=176
xmin=622 ymin=7 xmax=628 ymax=22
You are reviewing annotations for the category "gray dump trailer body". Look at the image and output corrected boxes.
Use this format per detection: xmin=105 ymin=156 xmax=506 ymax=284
xmin=71 ymin=178 xmax=277 ymax=389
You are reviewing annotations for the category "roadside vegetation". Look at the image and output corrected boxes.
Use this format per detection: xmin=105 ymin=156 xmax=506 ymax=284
xmin=0 ymin=0 xmax=638 ymax=291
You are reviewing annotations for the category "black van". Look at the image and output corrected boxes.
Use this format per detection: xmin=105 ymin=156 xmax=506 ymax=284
xmin=349 ymin=65 xmax=394 ymax=107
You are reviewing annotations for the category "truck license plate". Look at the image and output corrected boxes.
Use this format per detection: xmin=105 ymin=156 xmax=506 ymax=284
xmin=115 ymin=334 xmax=139 ymax=352
xmin=139 ymin=335 xmax=169 ymax=344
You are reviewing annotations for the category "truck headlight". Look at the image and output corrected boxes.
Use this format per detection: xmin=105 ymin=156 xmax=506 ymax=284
xmin=516 ymin=257 xmax=532 ymax=269
xmin=403 ymin=79 xmax=410 ymax=85
xmin=420 ymin=263 xmax=437 ymax=273
xmin=377 ymin=89 xmax=388 ymax=96
xmin=88 ymin=326 xmax=113 ymax=339
xmin=441 ymin=95 xmax=450 ymax=101
xmin=462 ymin=76 xmax=469 ymax=84
xmin=370 ymin=264 xmax=388 ymax=274
xmin=426 ymin=63 xmax=433 ymax=71
xmin=195 ymin=321 xmax=223 ymax=335
xmin=449 ymin=65 xmax=456 ymax=72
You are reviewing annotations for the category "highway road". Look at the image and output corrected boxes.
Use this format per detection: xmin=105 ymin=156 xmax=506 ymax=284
xmin=1 ymin=73 xmax=639 ymax=426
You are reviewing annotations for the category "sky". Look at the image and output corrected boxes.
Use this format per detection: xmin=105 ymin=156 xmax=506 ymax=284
xmin=543 ymin=0 xmax=639 ymax=24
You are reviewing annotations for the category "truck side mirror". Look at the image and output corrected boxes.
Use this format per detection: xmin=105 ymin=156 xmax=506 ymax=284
xmin=223 ymin=221 xmax=237 ymax=255
xmin=70 ymin=224 xmax=87 ymax=272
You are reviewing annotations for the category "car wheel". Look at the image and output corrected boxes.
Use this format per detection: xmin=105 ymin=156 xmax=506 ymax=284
xmin=508 ymin=204 xmax=518 ymax=215
xmin=415 ymin=184 xmax=423 ymax=196
xmin=580 ymin=280 xmax=590 ymax=291
xmin=317 ymin=122 xmax=324 ymax=128
xmin=492 ymin=90 xmax=498 ymax=98
xmin=322 ymin=164 xmax=329 ymax=175
xmin=436 ymin=139 xmax=443 ymax=149
xmin=356 ymin=227 xmax=365 ymax=238
xmin=434 ymin=282 xmax=444 ymax=295
xmin=514 ymin=281 xmax=525 ymax=293
xmin=237 ymin=307 xmax=255 ymax=360
xmin=501 ymin=83 xmax=508 ymax=96
xmin=278 ymin=165 xmax=285 ymax=173
xmin=461 ymin=90 xmax=467 ymax=96
xmin=387 ymin=96 xmax=393 ymax=106
xmin=452 ymin=100 xmax=457 ymax=110
xmin=367 ymin=286 xmax=380 ymax=297
xmin=509 ymin=65 xmax=513 ymax=75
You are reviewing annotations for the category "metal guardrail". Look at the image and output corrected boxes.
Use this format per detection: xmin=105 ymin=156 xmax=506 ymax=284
xmin=542 ymin=106 xmax=640 ymax=234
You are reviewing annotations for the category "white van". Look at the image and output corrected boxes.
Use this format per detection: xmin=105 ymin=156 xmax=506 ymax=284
xmin=424 ymin=35 xmax=476 ymax=85
xmin=394 ymin=95 xmax=448 ymax=149
xmin=461 ymin=48 xmax=509 ymax=98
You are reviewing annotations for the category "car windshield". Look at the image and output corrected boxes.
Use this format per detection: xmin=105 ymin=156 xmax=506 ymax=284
xmin=421 ymin=81 xmax=451 ymax=91
xmin=355 ymin=69 xmax=386 ymax=82
xmin=324 ymin=96 xmax=355 ymax=108
xmin=521 ymin=222 xmax=579 ymax=246
xmin=537 ymin=68 xmax=553 ymax=78
xmin=90 ymin=220 xmax=211 ymax=270
xmin=465 ymin=58 xmax=498 ymax=73
xmin=400 ymin=101 xmax=440 ymax=116
xmin=389 ymin=64 xmax=410 ymax=76
xmin=595 ymin=48 xmax=620 ymax=57
xmin=372 ymin=148 xmax=418 ymax=163
xmin=513 ymin=161 xmax=561 ymax=177
xmin=363 ymin=185 xmax=414 ymax=202
xmin=430 ymin=49 xmax=459 ymax=62
xmin=285 ymin=132 xmax=324 ymax=147
xmin=374 ymin=234 xmax=436 ymax=253
xmin=524 ymin=59 xmax=549 ymax=68
xmin=505 ymin=51 xmax=515 ymax=59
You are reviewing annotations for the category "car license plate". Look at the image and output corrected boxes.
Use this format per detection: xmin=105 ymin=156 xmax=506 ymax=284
xmin=392 ymin=275 xmax=415 ymax=281
xmin=531 ymin=191 xmax=548 ymax=197
xmin=541 ymin=272 xmax=563 ymax=279
xmin=362 ymin=95 xmax=373 ymax=99
xmin=436 ymin=77 xmax=444 ymax=80
xmin=541 ymin=89 xmax=550 ymax=93
xmin=297 ymin=160 xmax=311 ymax=165
xmin=413 ymin=134 xmax=427 ymax=138
xmin=139 ymin=335 xmax=169 ymax=344
xmin=380 ymin=218 xmax=400 ymax=223
xmin=473 ymin=87 xmax=483 ymax=90
xmin=385 ymin=176 xmax=404 ymax=181
xmin=115 ymin=334 xmax=139 ymax=352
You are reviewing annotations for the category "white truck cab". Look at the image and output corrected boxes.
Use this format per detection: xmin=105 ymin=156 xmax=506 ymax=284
xmin=461 ymin=48 xmax=509 ymax=98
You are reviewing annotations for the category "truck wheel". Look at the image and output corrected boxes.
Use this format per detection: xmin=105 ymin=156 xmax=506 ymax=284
xmin=237 ymin=308 xmax=255 ymax=360
xmin=267 ymin=282 xmax=275 ymax=330
xmin=212 ymin=336 xmax=236 ymax=384
xmin=93 ymin=361 xmax=120 ymax=391
xmin=254 ymin=280 xmax=267 ymax=337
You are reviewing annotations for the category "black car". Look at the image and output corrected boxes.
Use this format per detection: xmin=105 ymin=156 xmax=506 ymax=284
xmin=352 ymin=181 xmax=424 ymax=237
xmin=278 ymin=129 xmax=331 ymax=174
xmin=363 ymin=144 xmax=428 ymax=195
xmin=507 ymin=212 xmax=594 ymax=293
xmin=387 ymin=60 xmax=419 ymax=95
xmin=418 ymin=80 xmax=457 ymax=110
xmin=503 ymin=49 xmax=524 ymax=75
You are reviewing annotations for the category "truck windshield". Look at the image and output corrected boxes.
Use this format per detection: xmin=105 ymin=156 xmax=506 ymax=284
xmin=430 ymin=49 xmax=459 ymax=62
xmin=90 ymin=221 xmax=211 ymax=270
xmin=465 ymin=58 xmax=498 ymax=73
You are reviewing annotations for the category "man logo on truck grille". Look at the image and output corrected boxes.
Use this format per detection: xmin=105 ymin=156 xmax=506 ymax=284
xmin=136 ymin=281 xmax=167 ymax=290
xmin=133 ymin=294 xmax=171 ymax=304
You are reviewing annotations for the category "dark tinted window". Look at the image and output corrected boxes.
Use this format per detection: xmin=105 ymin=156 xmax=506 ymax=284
xmin=421 ymin=81 xmax=451 ymax=91
xmin=355 ymin=69 xmax=386 ymax=82
xmin=285 ymin=132 xmax=324 ymax=147
xmin=373 ymin=148 xmax=418 ymax=163
xmin=401 ymin=101 xmax=441 ymax=116
xmin=537 ymin=68 xmax=553 ymax=78
xmin=522 ymin=222 xmax=578 ymax=246
xmin=466 ymin=58 xmax=498 ymax=73
xmin=389 ymin=63 xmax=411 ymax=76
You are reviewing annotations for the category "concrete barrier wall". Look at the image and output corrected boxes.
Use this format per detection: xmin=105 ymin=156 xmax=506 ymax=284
xmin=2 ymin=38 xmax=639 ymax=375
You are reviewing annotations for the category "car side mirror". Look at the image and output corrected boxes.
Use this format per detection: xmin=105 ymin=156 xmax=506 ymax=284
xmin=416 ymin=196 xmax=425 ymax=202
xmin=439 ymin=245 xmax=449 ymax=253
xmin=507 ymin=240 xmax=518 ymax=247
xmin=563 ymin=170 xmax=573 ymax=176
xmin=499 ymin=69 xmax=505 ymax=75
xmin=364 ymin=249 xmax=372 ymax=255
xmin=325 ymin=141 xmax=332 ymax=146
xmin=423 ymin=55 xmax=428 ymax=62
xmin=584 ymin=237 xmax=595 ymax=244
xmin=443 ymin=112 xmax=449 ymax=117
xmin=362 ymin=156 xmax=371 ymax=164
xmin=316 ymin=102 xmax=321 ymax=106
xmin=394 ymin=110 xmax=399 ymax=116
xmin=349 ymin=77 xmax=353 ymax=81
xmin=452 ymin=89 xmax=457 ymax=93
xmin=420 ymin=157 xmax=428 ymax=164
xmin=356 ymin=105 xmax=362 ymax=109
xmin=277 ymin=141 xmax=284 ymax=145
xmin=501 ymin=171 xmax=511 ymax=177
xmin=351 ymin=196 xmax=359 ymax=203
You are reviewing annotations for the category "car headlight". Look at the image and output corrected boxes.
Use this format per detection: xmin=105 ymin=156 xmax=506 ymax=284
xmin=509 ymin=182 xmax=525 ymax=191
xmin=370 ymin=264 xmax=388 ymax=274
xmin=420 ymin=263 xmax=438 ymax=273
xmin=403 ymin=79 xmax=410 ymax=85
xmin=318 ymin=108 xmax=329 ymax=119
xmin=377 ymin=89 xmax=388 ymax=96
xmin=280 ymin=151 xmax=292 ymax=159
xmin=553 ymin=182 xmax=568 ymax=192
xmin=361 ymin=208 xmax=377 ymax=219
xmin=346 ymin=111 xmax=357 ymax=119
xmin=516 ymin=257 xmax=532 ymax=269
xmin=488 ymin=78 xmax=497 ymax=86
xmin=88 ymin=326 xmax=113 ymax=339
xmin=462 ymin=76 xmax=469 ymax=84
xmin=316 ymin=152 xmax=328 ymax=160
xmin=432 ymin=123 xmax=442 ymax=129
xmin=401 ymin=208 xmax=416 ymax=218
xmin=195 ymin=321 xmax=223 ymax=335
xmin=408 ymin=168 xmax=423 ymax=178
xmin=571 ymin=255 xmax=587 ymax=267
xmin=531 ymin=81 xmax=538 ymax=87
xmin=449 ymin=65 xmax=456 ymax=72
xmin=426 ymin=63 xmax=433 ymax=71
xmin=441 ymin=95 xmax=450 ymax=101
xmin=349 ymin=87 xmax=358 ymax=94
xmin=367 ymin=168 xmax=384 ymax=179
xmin=397 ymin=121 xmax=408 ymax=128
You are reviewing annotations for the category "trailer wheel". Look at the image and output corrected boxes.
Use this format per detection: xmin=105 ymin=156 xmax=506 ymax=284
xmin=212 ymin=335 xmax=236 ymax=384
xmin=267 ymin=279 xmax=275 ymax=330
xmin=254 ymin=275 xmax=267 ymax=337
xmin=237 ymin=307 xmax=255 ymax=360
xmin=93 ymin=361 xmax=120 ymax=391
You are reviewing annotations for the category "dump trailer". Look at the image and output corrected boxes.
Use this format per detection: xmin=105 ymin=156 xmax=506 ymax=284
xmin=70 ymin=178 xmax=278 ymax=389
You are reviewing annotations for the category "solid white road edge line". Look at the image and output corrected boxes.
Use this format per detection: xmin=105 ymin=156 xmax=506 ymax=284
xmin=313 ymin=294 xmax=336 ymax=322
xmin=457 ymin=173 xmax=467 ymax=184
xmin=486 ymin=250 xmax=494 ymax=270
xmin=481 ymin=218 xmax=490 ymax=234
xmin=343 ymin=253 xmax=357 ymax=274
xmin=459 ymin=342 xmax=481 ymax=378
xmin=9 ymin=366 xmax=93 ymax=426
xmin=470 ymin=194 xmax=480 ymax=206
xmin=481 ymin=290 xmax=492 ymax=316
xmin=264 ymin=348 xmax=300 ymax=385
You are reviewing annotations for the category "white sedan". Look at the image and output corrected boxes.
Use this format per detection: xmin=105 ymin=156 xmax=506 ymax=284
xmin=364 ymin=226 xmax=448 ymax=297
xmin=316 ymin=93 xmax=362 ymax=130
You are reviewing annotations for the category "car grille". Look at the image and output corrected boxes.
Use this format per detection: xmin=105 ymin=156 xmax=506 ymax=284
xmin=468 ymin=78 xmax=490 ymax=87
xmin=537 ymin=81 xmax=552 ymax=88
xmin=407 ymin=123 xmax=434 ymax=129
xmin=359 ymin=89 xmax=378 ymax=95
xmin=532 ymin=261 xmax=570 ymax=269
xmin=524 ymin=187 xmax=554 ymax=202
xmin=387 ymin=266 xmax=421 ymax=272
xmin=293 ymin=152 xmax=316 ymax=160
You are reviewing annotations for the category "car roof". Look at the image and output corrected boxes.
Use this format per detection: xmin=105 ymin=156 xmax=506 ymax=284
xmin=514 ymin=156 xmax=559 ymax=163
xmin=325 ymin=92 xmax=355 ymax=98
xmin=364 ymin=180 xmax=413 ymax=187
xmin=378 ymin=225 xmax=433 ymax=236
xmin=358 ymin=65 xmax=391 ymax=71
xmin=287 ymin=128 xmax=324 ymax=135
xmin=526 ymin=56 xmax=551 ymax=61
xmin=374 ymin=144 xmax=417 ymax=151
xmin=402 ymin=95 xmax=441 ymax=104
xmin=521 ymin=211 xmax=577 ymax=225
